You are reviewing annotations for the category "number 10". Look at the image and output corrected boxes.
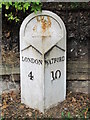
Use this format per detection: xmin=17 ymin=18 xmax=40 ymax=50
xmin=51 ymin=70 xmax=61 ymax=81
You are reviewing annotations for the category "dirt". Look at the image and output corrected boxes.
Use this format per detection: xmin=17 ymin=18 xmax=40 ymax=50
xmin=1 ymin=90 xmax=90 ymax=119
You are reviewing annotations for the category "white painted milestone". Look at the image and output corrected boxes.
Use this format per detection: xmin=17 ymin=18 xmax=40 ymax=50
xmin=20 ymin=10 xmax=66 ymax=113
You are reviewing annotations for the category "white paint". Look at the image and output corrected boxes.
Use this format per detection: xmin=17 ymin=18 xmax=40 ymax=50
xmin=20 ymin=10 xmax=66 ymax=113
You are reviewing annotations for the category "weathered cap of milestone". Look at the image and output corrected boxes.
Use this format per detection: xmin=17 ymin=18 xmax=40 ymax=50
xmin=20 ymin=10 xmax=66 ymax=54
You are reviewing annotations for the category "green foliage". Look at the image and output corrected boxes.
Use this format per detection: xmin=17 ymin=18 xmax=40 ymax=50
xmin=61 ymin=111 xmax=72 ymax=119
xmin=31 ymin=2 xmax=41 ymax=14
xmin=61 ymin=111 xmax=64 ymax=118
xmin=0 ymin=1 xmax=42 ymax=23
xmin=0 ymin=2 xmax=2 ymax=9
xmin=1 ymin=117 xmax=4 ymax=120
xmin=5 ymin=12 xmax=20 ymax=22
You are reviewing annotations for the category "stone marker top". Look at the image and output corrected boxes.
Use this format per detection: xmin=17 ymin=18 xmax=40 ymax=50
xmin=20 ymin=10 xmax=66 ymax=54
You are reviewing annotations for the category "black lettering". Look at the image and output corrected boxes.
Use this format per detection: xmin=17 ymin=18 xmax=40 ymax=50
xmin=62 ymin=56 xmax=65 ymax=61
xmin=49 ymin=60 xmax=52 ymax=64
xmin=55 ymin=70 xmax=61 ymax=79
xmin=25 ymin=57 xmax=28 ymax=62
xmin=51 ymin=70 xmax=61 ymax=81
xmin=38 ymin=60 xmax=43 ymax=65
xmin=30 ymin=58 xmax=35 ymax=63
xmin=22 ymin=56 xmax=25 ymax=61
xmin=22 ymin=56 xmax=43 ymax=65
xmin=35 ymin=59 xmax=39 ymax=64
xmin=58 ymin=57 xmax=62 ymax=62
xmin=54 ymin=58 xmax=57 ymax=63
xmin=45 ymin=60 xmax=49 ymax=65
xmin=51 ymin=71 xmax=55 ymax=80
xmin=28 ymin=71 xmax=34 ymax=80
xmin=51 ymin=58 xmax=54 ymax=64
xmin=27 ymin=58 xmax=31 ymax=62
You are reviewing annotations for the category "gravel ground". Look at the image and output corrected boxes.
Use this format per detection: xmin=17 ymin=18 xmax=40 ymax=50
xmin=0 ymin=89 xmax=90 ymax=119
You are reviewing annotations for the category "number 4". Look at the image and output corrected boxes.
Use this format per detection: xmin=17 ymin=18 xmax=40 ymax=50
xmin=28 ymin=71 xmax=34 ymax=80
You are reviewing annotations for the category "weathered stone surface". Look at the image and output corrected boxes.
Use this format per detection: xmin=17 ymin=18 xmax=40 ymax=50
xmin=67 ymin=81 xmax=89 ymax=94
xmin=0 ymin=80 xmax=19 ymax=95
xmin=20 ymin=10 xmax=66 ymax=113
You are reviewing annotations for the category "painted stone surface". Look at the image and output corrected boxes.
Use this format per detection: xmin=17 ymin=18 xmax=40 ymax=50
xmin=20 ymin=10 xmax=66 ymax=113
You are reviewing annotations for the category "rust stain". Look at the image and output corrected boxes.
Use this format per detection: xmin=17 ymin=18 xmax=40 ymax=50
xmin=36 ymin=16 xmax=40 ymax=22
xmin=33 ymin=25 xmax=37 ymax=31
xmin=41 ymin=16 xmax=44 ymax=21
xmin=36 ymin=16 xmax=52 ymax=40
xmin=40 ymin=16 xmax=51 ymax=33
xmin=36 ymin=16 xmax=51 ymax=33
xmin=47 ymin=17 xmax=51 ymax=28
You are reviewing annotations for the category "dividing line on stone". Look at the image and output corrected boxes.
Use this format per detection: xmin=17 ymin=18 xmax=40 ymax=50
xmin=55 ymin=45 xmax=65 ymax=52
xmin=21 ymin=44 xmax=42 ymax=55
xmin=45 ymin=44 xmax=65 ymax=55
